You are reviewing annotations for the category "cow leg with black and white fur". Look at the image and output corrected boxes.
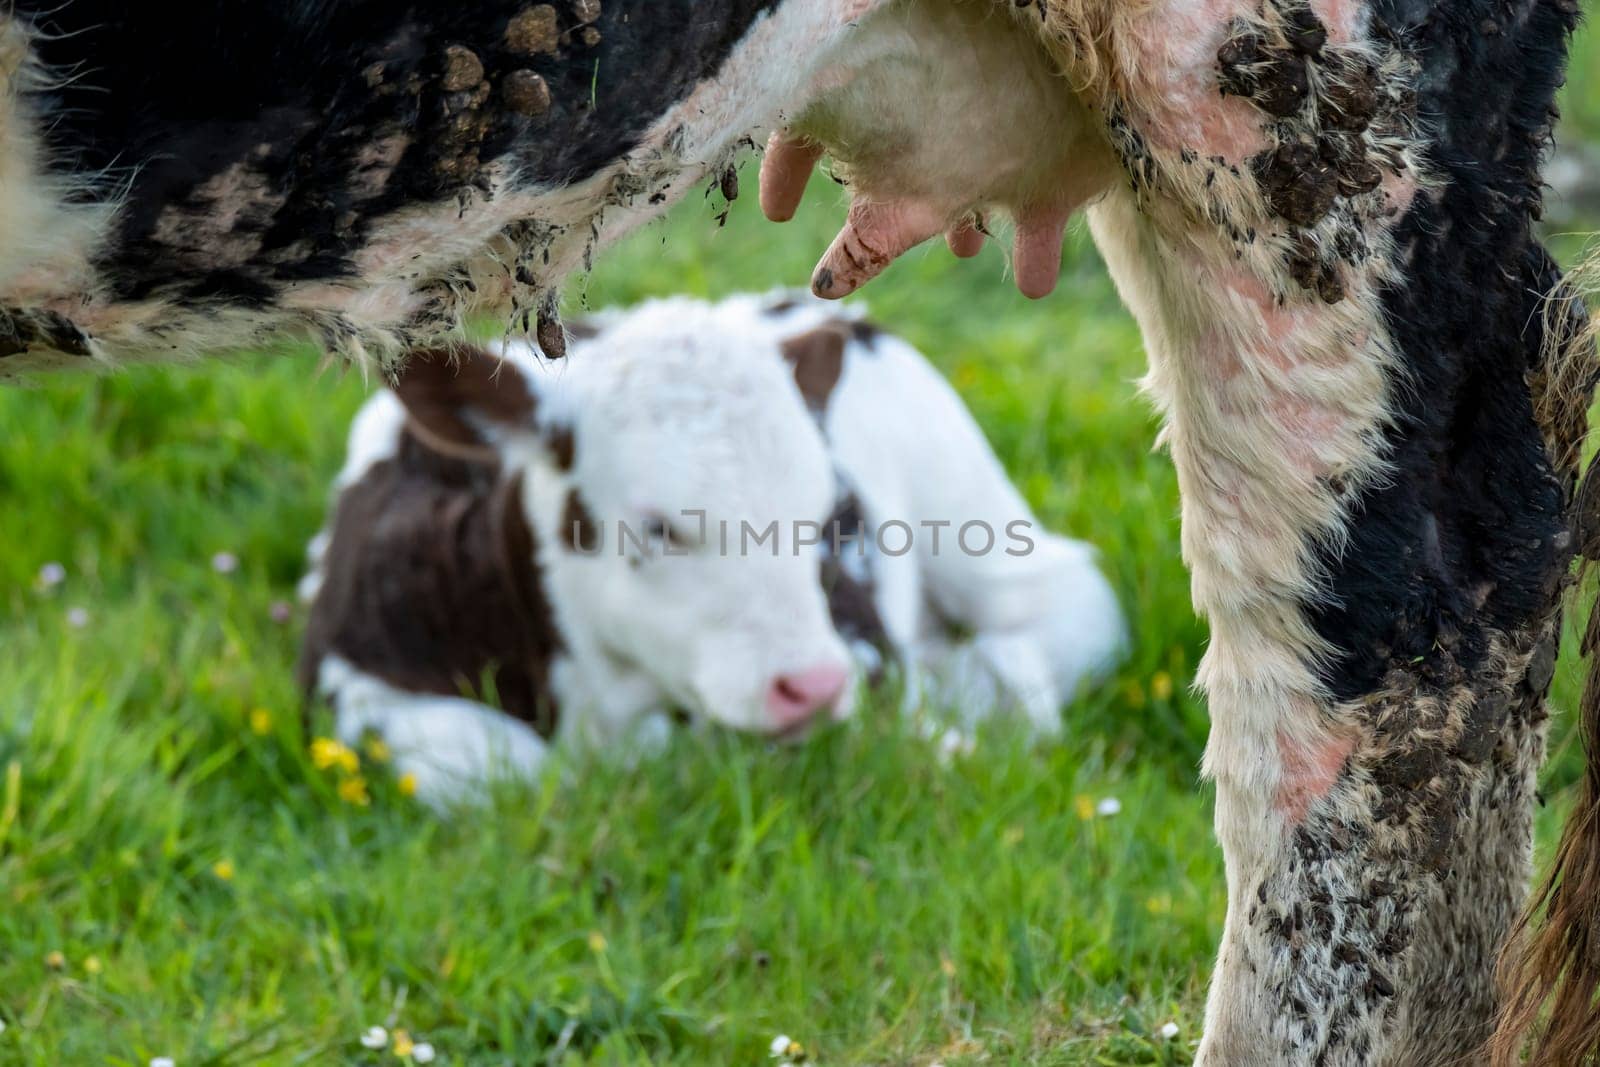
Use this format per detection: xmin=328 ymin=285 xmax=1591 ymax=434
xmin=769 ymin=1 xmax=1591 ymax=1064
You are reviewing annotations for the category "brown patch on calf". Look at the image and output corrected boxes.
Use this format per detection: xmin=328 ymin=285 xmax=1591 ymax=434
xmin=299 ymin=435 xmax=562 ymax=736
xmin=391 ymin=346 xmax=536 ymax=459
xmin=545 ymin=423 xmax=577 ymax=472
xmin=780 ymin=322 xmax=850 ymax=413
xmin=560 ymin=488 xmax=601 ymax=553
xmin=818 ymin=493 xmax=891 ymax=678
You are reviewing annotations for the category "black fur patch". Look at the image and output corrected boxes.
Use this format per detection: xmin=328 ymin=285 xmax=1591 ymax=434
xmin=16 ymin=0 xmax=781 ymax=304
xmin=1306 ymin=0 xmax=1583 ymax=702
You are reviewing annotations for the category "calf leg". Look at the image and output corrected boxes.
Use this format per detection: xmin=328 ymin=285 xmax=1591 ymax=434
xmin=321 ymin=655 xmax=551 ymax=809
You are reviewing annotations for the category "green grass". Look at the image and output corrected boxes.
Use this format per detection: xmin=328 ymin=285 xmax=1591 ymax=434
xmin=1 ymin=23 xmax=1597 ymax=1064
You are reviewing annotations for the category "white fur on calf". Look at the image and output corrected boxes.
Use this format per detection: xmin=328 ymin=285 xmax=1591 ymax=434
xmin=758 ymin=295 xmax=1127 ymax=729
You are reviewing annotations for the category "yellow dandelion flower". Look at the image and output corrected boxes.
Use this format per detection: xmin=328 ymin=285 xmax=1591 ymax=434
xmin=309 ymin=736 xmax=342 ymax=769
xmin=1001 ymin=825 xmax=1024 ymax=847
xmin=363 ymin=737 xmax=392 ymax=764
xmin=1151 ymin=671 xmax=1174 ymax=702
xmin=587 ymin=930 xmax=607 ymax=953
xmin=44 ymin=950 xmax=65 ymax=970
xmin=398 ymin=772 xmax=419 ymax=798
xmin=311 ymin=737 xmax=359 ymax=774
xmin=1074 ymin=794 xmax=1096 ymax=821
xmin=212 ymin=859 xmax=236 ymax=881
xmin=248 ymin=708 xmax=273 ymax=735
xmin=392 ymin=1029 xmax=415 ymax=1057
xmin=338 ymin=775 xmax=371 ymax=807
xmin=83 ymin=955 xmax=103 ymax=976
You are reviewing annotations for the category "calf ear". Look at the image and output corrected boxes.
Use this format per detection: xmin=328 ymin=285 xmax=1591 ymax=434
xmin=780 ymin=323 xmax=849 ymax=413
xmin=391 ymin=346 xmax=537 ymax=453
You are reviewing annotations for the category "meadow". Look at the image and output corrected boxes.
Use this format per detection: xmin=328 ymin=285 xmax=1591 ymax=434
xmin=0 ymin=23 xmax=1596 ymax=1065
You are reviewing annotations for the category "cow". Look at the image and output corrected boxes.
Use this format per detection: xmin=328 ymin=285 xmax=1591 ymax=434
xmin=0 ymin=0 xmax=1591 ymax=1062
xmin=297 ymin=292 xmax=1126 ymax=804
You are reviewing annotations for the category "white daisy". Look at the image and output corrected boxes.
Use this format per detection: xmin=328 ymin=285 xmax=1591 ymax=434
xmin=938 ymin=727 xmax=975 ymax=762
xmin=411 ymin=1042 xmax=436 ymax=1063
xmin=359 ymin=1026 xmax=388 ymax=1050
xmin=211 ymin=551 xmax=239 ymax=575
xmin=1159 ymin=1021 xmax=1180 ymax=1040
xmin=37 ymin=562 xmax=66 ymax=588
xmin=1095 ymin=797 xmax=1122 ymax=817
xmin=66 ymin=607 xmax=89 ymax=629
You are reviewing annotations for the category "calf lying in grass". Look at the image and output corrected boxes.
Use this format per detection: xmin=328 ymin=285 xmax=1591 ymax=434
xmin=298 ymin=293 xmax=1125 ymax=804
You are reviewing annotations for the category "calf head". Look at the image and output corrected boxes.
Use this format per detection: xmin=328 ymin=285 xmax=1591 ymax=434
xmin=391 ymin=302 xmax=855 ymax=737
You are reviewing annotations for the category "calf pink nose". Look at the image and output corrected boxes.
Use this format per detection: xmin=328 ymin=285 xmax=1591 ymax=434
xmin=766 ymin=663 xmax=850 ymax=731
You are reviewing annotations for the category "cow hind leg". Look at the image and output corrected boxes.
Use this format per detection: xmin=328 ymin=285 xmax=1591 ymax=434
xmin=1067 ymin=0 xmax=1585 ymax=1059
xmin=1201 ymin=648 xmax=1552 ymax=1066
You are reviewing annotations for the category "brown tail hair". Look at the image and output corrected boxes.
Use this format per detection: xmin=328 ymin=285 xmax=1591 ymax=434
xmin=1492 ymin=246 xmax=1600 ymax=1067
xmin=1492 ymin=599 xmax=1600 ymax=1066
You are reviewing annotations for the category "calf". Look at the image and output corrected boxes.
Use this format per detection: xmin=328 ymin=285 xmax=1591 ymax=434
xmin=299 ymin=293 xmax=1124 ymax=803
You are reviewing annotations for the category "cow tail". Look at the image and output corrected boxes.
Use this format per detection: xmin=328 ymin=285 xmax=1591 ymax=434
xmin=1492 ymin=588 xmax=1600 ymax=1066
xmin=1492 ymin=247 xmax=1600 ymax=1067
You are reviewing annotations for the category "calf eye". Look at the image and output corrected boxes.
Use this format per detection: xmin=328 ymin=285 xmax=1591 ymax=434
xmin=636 ymin=515 xmax=690 ymax=557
